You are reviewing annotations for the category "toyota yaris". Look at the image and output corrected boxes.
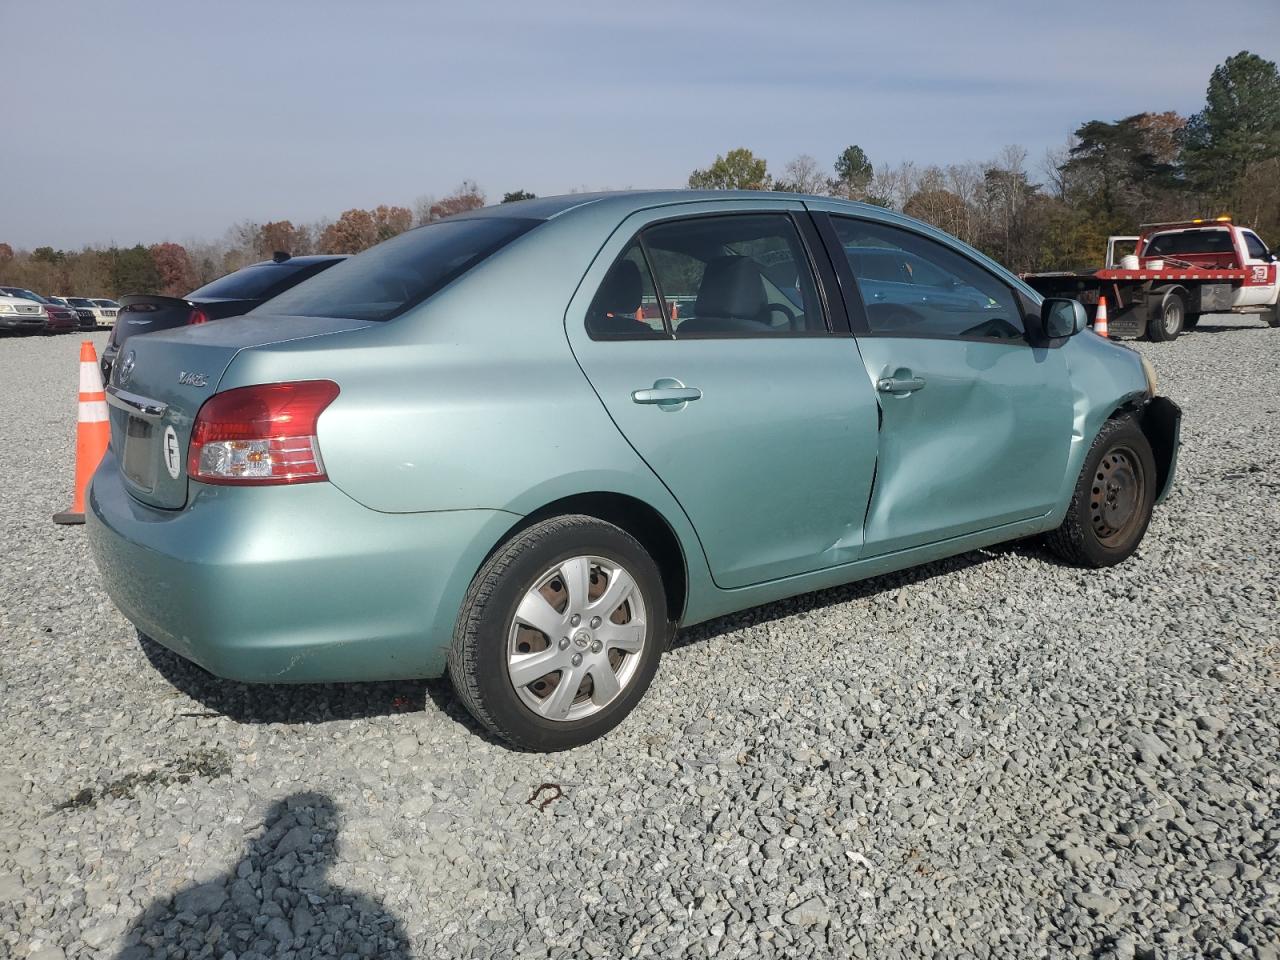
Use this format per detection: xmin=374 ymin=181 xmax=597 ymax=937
xmin=88 ymin=191 xmax=1181 ymax=750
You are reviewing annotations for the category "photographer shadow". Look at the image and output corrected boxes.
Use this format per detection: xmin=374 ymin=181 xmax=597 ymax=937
xmin=115 ymin=792 xmax=410 ymax=959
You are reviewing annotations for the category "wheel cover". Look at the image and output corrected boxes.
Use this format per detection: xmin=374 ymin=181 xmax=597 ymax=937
xmin=1090 ymin=445 xmax=1145 ymax=548
xmin=506 ymin=555 xmax=647 ymax=722
xmin=1163 ymin=298 xmax=1183 ymax=335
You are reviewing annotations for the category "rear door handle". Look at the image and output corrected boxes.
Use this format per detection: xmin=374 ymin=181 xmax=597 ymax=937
xmin=632 ymin=387 xmax=702 ymax=404
xmin=632 ymin=378 xmax=702 ymax=409
xmin=876 ymin=376 xmax=926 ymax=394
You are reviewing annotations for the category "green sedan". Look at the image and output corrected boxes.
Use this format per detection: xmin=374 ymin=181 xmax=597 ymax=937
xmin=87 ymin=191 xmax=1181 ymax=750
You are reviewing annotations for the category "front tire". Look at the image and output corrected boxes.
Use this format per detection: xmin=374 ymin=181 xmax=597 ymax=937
xmin=1044 ymin=415 xmax=1157 ymax=568
xmin=448 ymin=515 xmax=667 ymax=751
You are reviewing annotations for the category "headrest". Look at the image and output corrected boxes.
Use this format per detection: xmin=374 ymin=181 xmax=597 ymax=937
xmin=694 ymin=256 xmax=767 ymax=321
xmin=593 ymin=259 xmax=643 ymax=316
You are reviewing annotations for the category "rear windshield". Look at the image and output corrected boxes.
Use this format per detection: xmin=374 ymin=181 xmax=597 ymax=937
xmin=1145 ymin=230 xmax=1234 ymax=256
xmin=251 ymin=218 xmax=539 ymax=322
xmin=188 ymin=260 xmax=329 ymax=300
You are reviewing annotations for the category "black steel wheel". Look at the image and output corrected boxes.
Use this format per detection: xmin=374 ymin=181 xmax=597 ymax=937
xmin=1044 ymin=415 xmax=1157 ymax=567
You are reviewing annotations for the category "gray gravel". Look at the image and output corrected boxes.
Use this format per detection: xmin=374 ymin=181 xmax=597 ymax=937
xmin=2 ymin=320 xmax=1279 ymax=959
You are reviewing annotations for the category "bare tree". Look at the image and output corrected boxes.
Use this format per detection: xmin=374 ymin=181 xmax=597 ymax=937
xmin=775 ymin=154 xmax=830 ymax=195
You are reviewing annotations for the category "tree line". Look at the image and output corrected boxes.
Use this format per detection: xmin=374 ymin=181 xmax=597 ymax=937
xmin=2 ymin=51 xmax=1276 ymax=298
xmin=0 ymin=181 xmax=533 ymax=299
xmin=688 ymin=51 xmax=1280 ymax=274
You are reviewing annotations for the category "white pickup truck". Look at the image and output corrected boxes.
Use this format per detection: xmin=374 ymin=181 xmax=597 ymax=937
xmin=1025 ymin=217 xmax=1279 ymax=341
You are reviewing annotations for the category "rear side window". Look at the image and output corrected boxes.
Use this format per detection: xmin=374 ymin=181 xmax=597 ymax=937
xmin=586 ymin=242 xmax=668 ymax=339
xmin=832 ymin=217 xmax=1024 ymax=341
xmin=253 ymin=218 xmax=538 ymax=322
xmin=643 ymin=214 xmax=826 ymax=337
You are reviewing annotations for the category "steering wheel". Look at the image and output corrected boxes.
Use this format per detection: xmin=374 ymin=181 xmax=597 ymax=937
xmin=765 ymin=301 xmax=800 ymax=331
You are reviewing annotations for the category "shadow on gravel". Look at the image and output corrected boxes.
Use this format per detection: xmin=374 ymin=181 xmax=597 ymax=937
xmin=138 ymin=633 xmax=431 ymax=724
xmin=137 ymin=632 xmax=504 ymax=742
xmin=114 ymin=792 xmax=409 ymax=959
xmin=1185 ymin=321 xmax=1271 ymax=334
xmin=674 ymin=547 xmax=1005 ymax=649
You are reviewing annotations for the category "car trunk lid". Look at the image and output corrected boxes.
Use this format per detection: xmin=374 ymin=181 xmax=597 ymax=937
xmin=106 ymin=314 xmax=373 ymax=509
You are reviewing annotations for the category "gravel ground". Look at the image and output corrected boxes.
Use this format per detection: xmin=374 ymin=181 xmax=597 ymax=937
xmin=1 ymin=320 xmax=1278 ymax=960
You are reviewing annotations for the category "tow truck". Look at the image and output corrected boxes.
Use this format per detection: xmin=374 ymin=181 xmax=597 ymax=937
xmin=1022 ymin=216 xmax=1280 ymax=341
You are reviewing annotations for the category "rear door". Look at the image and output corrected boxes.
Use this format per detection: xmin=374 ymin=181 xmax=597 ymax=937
xmin=812 ymin=207 xmax=1073 ymax=556
xmin=565 ymin=201 xmax=880 ymax=589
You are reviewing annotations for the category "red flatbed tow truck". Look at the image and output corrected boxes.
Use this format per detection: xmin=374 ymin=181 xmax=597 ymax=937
xmin=1022 ymin=217 xmax=1280 ymax=341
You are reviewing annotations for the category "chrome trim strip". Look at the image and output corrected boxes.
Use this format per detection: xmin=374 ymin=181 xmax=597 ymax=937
xmin=105 ymin=385 xmax=167 ymax=421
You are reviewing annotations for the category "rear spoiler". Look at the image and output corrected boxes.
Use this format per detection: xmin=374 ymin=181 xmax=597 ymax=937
xmin=118 ymin=294 xmax=194 ymax=310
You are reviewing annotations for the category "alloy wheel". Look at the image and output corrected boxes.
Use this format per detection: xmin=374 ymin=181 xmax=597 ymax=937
xmin=506 ymin=555 xmax=647 ymax=721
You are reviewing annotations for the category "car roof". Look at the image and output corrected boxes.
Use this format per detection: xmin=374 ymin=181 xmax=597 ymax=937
xmin=244 ymin=254 xmax=348 ymax=268
xmin=452 ymin=190 xmax=1040 ymax=302
xmin=460 ymin=189 xmax=895 ymax=222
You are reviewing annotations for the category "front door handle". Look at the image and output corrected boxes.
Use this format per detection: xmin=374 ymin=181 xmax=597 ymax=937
xmin=632 ymin=378 xmax=702 ymax=410
xmin=876 ymin=376 xmax=926 ymax=394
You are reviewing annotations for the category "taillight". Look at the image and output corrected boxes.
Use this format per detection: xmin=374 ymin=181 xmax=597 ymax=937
xmin=187 ymin=380 xmax=339 ymax=485
xmin=188 ymin=308 xmax=209 ymax=325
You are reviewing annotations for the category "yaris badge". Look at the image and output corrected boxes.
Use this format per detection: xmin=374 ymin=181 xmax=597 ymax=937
xmin=178 ymin=371 xmax=208 ymax=387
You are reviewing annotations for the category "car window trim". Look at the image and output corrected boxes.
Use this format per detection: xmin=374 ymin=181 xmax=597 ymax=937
xmin=642 ymin=209 xmax=837 ymax=341
xmin=820 ymin=212 xmax=1032 ymax=346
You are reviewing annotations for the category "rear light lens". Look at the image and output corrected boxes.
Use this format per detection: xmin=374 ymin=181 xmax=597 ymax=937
xmin=188 ymin=380 xmax=339 ymax=485
xmin=188 ymin=308 xmax=209 ymax=325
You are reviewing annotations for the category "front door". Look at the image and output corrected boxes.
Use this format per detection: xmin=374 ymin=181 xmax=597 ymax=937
xmin=820 ymin=210 xmax=1073 ymax=556
xmin=565 ymin=204 xmax=880 ymax=589
xmin=1239 ymin=229 xmax=1278 ymax=308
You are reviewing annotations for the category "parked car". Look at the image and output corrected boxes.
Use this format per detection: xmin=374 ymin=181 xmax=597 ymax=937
xmin=87 ymin=192 xmax=1181 ymax=751
xmin=0 ymin=287 xmax=76 ymax=333
xmin=61 ymin=297 xmax=115 ymax=328
xmin=0 ymin=292 xmax=47 ymax=334
xmin=100 ymin=254 xmax=346 ymax=383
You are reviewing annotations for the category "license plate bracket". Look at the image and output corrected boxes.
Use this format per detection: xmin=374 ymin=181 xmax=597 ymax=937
xmin=121 ymin=416 xmax=155 ymax=490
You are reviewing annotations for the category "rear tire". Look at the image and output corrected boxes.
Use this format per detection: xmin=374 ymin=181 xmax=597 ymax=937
xmin=1184 ymin=313 xmax=1201 ymax=331
xmin=1265 ymin=303 xmax=1280 ymax=328
xmin=1147 ymin=291 xmax=1185 ymax=342
xmin=448 ymin=515 xmax=667 ymax=751
xmin=1044 ymin=415 xmax=1157 ymax=568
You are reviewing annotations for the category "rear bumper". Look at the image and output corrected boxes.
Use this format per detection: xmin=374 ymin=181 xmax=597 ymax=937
xmin=87 ymin=452 xmax=517 ymax=682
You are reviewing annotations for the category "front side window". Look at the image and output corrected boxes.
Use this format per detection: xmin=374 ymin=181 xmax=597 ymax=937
xmin=643 ymin=214 xmax=826 ymax=337
xmin=1243 ymin=231 xmax=1269 ymax=260
xmin=832 ymin=217 xmax=1023 ymax=341
xmin=253 ymin=218 xmax=538 ymax=322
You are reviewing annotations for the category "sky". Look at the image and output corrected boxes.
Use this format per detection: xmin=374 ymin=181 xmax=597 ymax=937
xmin=3 ymin=0 xmax=1278 ymax=249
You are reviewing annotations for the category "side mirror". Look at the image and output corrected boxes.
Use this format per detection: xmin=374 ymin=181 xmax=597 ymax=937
xmin=1042 ymin=298 xmax=1088 ymax=339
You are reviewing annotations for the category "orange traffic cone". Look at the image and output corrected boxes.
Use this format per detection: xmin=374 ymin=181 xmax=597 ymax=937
xmin=53 ymin=341 xmax=111 ymax=525
xmin=1094 ymin=296 xmax=1110 ymax=338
